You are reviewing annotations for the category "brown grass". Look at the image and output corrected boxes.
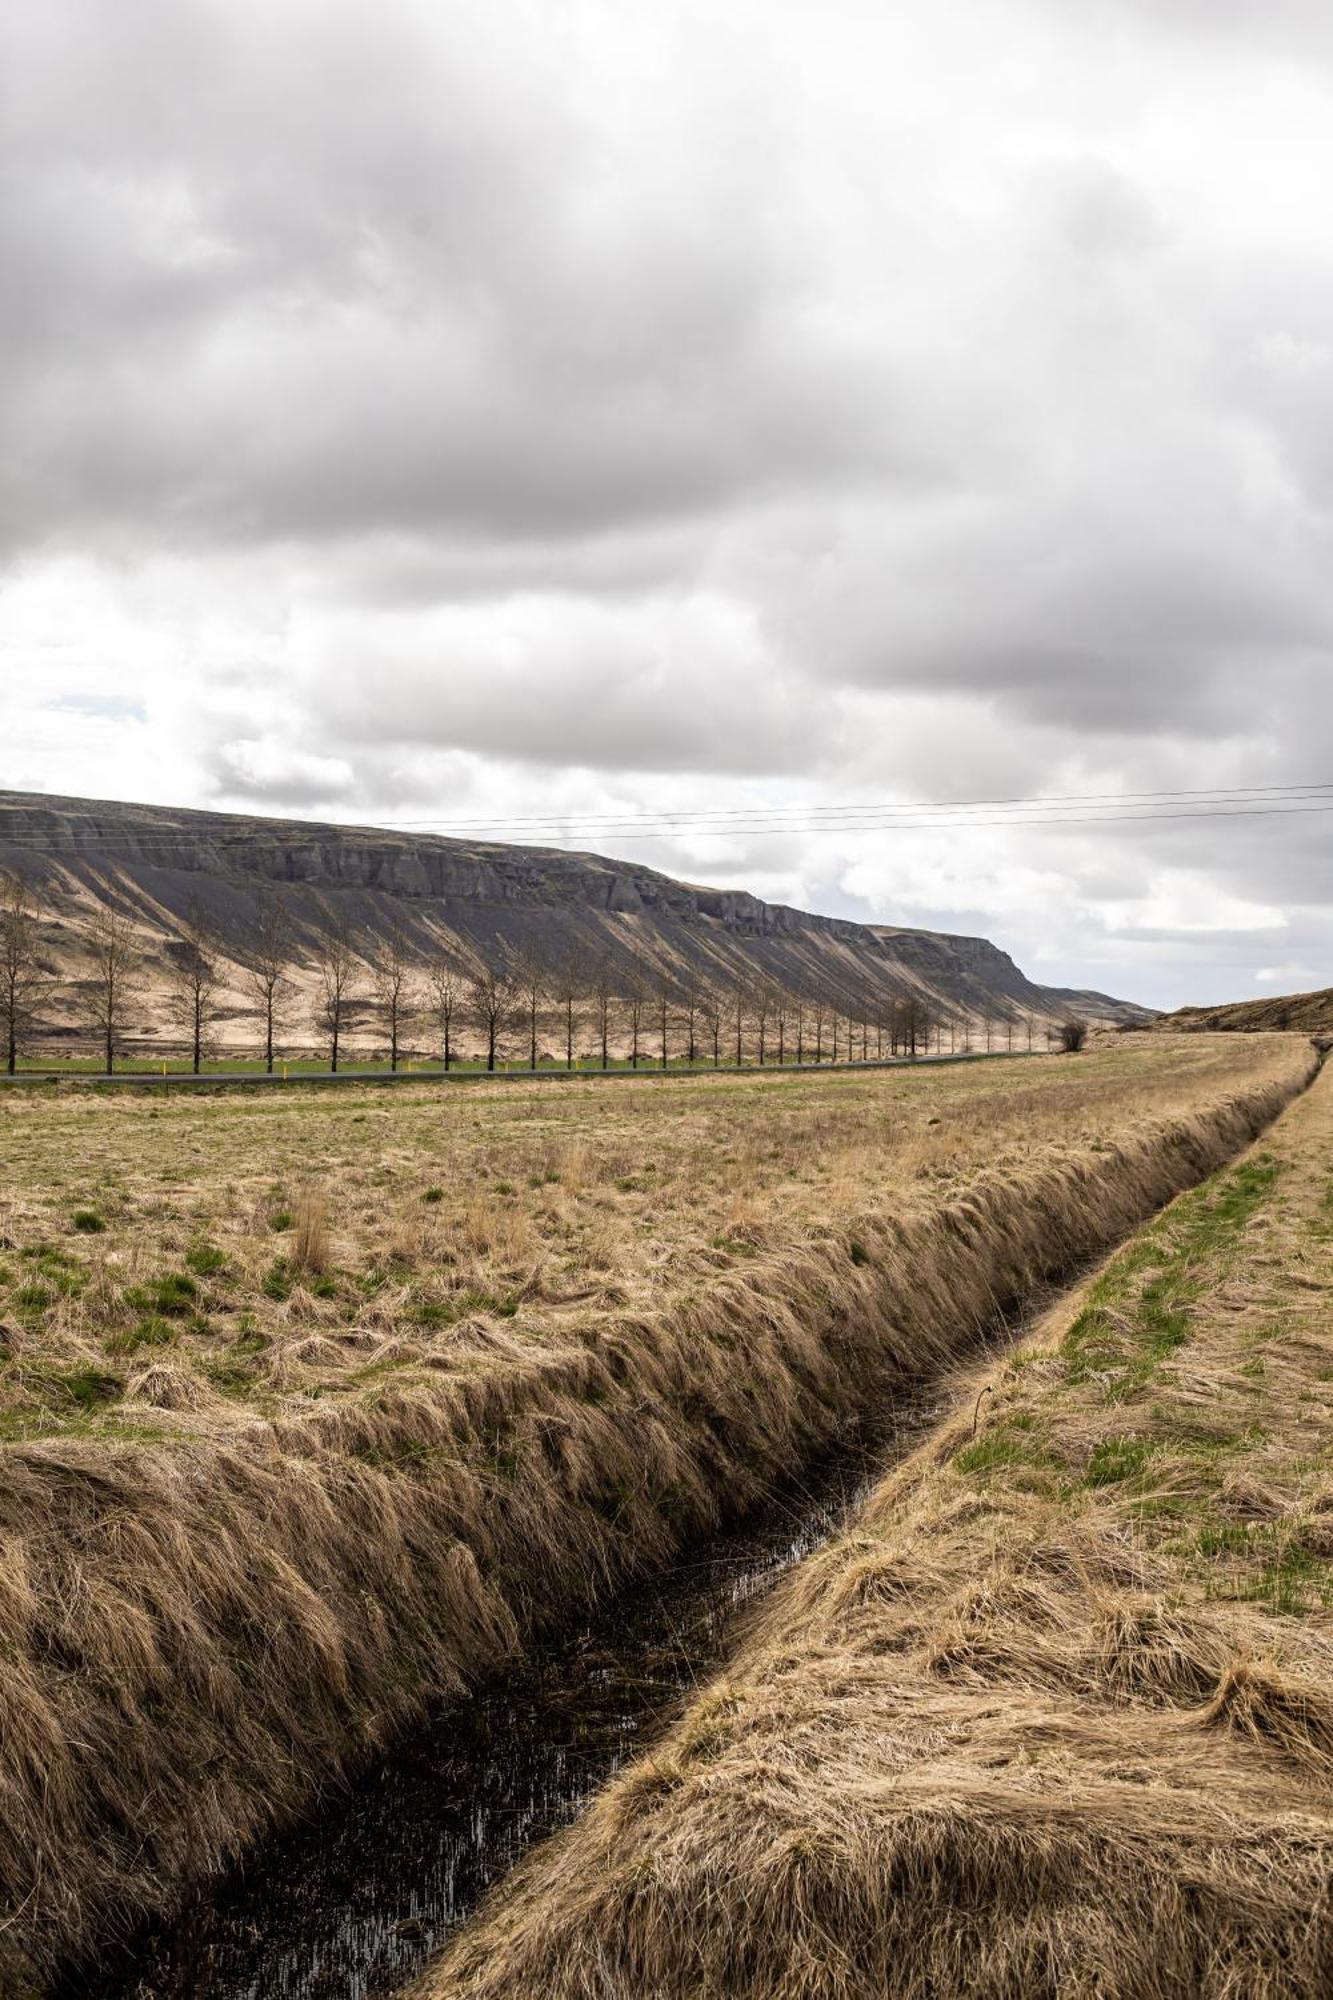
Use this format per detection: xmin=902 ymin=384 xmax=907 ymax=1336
xmin=291 ymin=1188 xmax=330 ymax=1275
xmin=0 ymin=1037 xmax=1317 ymax=1992
xmin=423 ymin=1051 xmax=1333 ymax=2000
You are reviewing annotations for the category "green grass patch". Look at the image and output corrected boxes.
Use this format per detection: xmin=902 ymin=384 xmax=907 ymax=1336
xmin=1064 ymin=1156 xmax=1282 ymax=1399
xmin=123 ymin=1272 xmax=199 ymax=1317
xmin=106 ymin=1315 xmax=179 ymax=1357
xmin=955 ymin=1412 xmax=1055 ymax=1478
xmin=1084 ymin=1433 xmax=1157 ymax=1486
xmin=262 ymin=1258 xmax=292 ymax=1302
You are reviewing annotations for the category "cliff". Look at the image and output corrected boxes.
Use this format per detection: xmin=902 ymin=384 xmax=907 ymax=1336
xmin=0 ymin=790 xmax=1148 ymax=1041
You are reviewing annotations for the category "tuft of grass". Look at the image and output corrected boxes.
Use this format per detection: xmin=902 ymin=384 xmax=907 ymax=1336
xmin=291 ymin=1191 xmax=330 ymax=1276
xmin=1084 ymin=1433 xmax=1156 ymax=1486
xmin=71 ymin=1209 xmax=107 ymax=1233
xmin=123 ymin=1272 xmax=198 ymax=1317
xmin=106 ymin=1315 xmax=180 ymax=1357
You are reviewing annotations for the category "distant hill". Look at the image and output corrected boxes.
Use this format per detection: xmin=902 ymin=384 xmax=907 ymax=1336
xmin=0 ymin=790 xmax=1149 ymax=1052
xmin=1157 ymin=988 xmax=1333 ymax=1037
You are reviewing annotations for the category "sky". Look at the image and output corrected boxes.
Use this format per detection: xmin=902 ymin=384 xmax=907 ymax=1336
xmin=3 ymin=0 xmax=1333 ymax=1010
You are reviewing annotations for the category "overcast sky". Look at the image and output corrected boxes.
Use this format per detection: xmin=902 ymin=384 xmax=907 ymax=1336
xmin=4 ymin=0 xmax=1333 ymax=1008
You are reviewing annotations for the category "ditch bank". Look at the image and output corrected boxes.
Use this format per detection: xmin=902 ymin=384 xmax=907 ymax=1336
xmin=2 ymin=1041 xmax=1318 ymax=1996
xmin=67 ymin=1396 xmax=942 ymax=1998
xmin=426 ymin=1056 xmax=1333 ymax=2000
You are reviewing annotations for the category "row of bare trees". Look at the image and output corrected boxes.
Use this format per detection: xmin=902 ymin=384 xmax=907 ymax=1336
xmin=0 ymin=871 xmax=1068 ymax=1076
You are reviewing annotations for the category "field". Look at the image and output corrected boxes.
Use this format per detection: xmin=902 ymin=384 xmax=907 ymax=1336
xmin=428 ymin=1051 xmax=1333 ymax=1999
xmin=0 ymin=1035 xmax=1317 ymax=1991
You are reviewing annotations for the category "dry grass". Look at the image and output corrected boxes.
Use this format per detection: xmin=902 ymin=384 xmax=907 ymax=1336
xmin=424 ymin=1051 xmax=1333 ymax=2000
xmin=0 ymin=1036 xmax=1316 ymax=1992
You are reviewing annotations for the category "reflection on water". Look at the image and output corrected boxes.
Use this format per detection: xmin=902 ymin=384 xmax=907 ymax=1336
xmin=74 ymin=1400 xmax=938 ymax=2000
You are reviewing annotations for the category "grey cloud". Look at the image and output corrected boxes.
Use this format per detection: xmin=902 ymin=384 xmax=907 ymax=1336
xmin=6 ymin=0 xmax=1333 ymax=1010
xmin=0 ymin=1 xmax=942 ymax=565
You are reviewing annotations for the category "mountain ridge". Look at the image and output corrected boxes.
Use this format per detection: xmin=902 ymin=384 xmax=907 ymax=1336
xmin=0 ymin=789 xmax=1149 ymax=1040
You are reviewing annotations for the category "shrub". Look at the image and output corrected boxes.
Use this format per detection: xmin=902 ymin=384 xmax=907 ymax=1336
xmin=1058 ymin=1018 xmax=1089 ymax=1053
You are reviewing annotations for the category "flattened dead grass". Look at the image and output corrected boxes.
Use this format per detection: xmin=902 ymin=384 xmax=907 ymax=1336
xmin=425 ymin=1052 xmax=1333 ymax=2000
xmin=0 ymin=1037 xmax=1316 ymax=1991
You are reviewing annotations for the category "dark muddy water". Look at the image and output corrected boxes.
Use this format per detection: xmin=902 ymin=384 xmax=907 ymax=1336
xmin=75 ymin=1396 xmax=941 ymax=2000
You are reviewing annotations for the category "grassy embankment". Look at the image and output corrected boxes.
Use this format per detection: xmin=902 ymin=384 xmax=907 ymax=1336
xmin=428 ymin=1052 xmax=1333 ymax=2000
xmin=0 ymin=1037 xmax=1315 ymax=1991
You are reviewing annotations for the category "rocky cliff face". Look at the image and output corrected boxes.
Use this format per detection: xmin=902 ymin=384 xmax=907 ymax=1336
xmin=0 ymin=790 xmax=1148 ymax=1032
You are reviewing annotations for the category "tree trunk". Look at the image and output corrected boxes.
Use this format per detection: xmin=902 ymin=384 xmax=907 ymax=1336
xmin=265 ymin=994 xmax=275 ymax=1075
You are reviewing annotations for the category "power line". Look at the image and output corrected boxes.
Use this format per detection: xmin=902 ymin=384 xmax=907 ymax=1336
xmin=370 ymin=780 xmax=1333 ymax=831
xmin=2 ymin=784 xmax=1333 ymax=848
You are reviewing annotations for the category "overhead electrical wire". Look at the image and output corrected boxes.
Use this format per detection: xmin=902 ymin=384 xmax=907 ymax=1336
xmin=1 ymin=782 xmax=1332 ymax=847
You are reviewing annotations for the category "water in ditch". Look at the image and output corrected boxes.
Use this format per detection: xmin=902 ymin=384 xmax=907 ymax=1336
xmin=76 ymin=1395 xmax=943 ymax=2000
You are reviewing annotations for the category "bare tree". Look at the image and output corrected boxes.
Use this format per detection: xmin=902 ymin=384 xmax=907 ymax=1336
xmin=589 ymin=959 xmax=615 ymax=1071
xmin=679 ymin=974 xmax=699 ymax=1067
xmin=653 ymin=973 xmax=674 ymax=1069
xmin=246 ymin=890 xmax=295 ymax=1075
xmin=754 ymin=986 xmax=773 ymax=1066
xmin=165 ymin=897 xmax=222 ymax=1075
xmin=624 ymin=971 xmax=647 ymax=1070
xmin=732 ymin=982 xmax=747 ymax=1066
xmin=427 ymin=957 xmax=464 ymax=1071
xmin=0 ymin=872 xmax=52 ymax=1075
xmin=699 ymin=985 xmax=723 ymax=1068
xmin=793 ymin=996 xmax=805 ymax=1065
xmin=548 ymin=949 xmax=582 ymax=1070
xmin=81 ymin=905 xmax=143 ymax=1075
xmin=371 ymin=918 xmax=420 ymax=1071
xmin=312 ymin=908 xmax=361 ymax=1072
xmin=467 ymin=960 xmax=519 ymax=1072
xmin=516 ymin=951 xmax=546 ymax=1071
xmin=811 ymin=997 xmax=825 ymax=1064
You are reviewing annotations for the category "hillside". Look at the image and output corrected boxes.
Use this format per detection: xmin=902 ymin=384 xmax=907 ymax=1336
xmin=1158 ymin=987 xmax=1333 ymax=1036
xmin=0 ymin=790 xmax=1147 ymax=1050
